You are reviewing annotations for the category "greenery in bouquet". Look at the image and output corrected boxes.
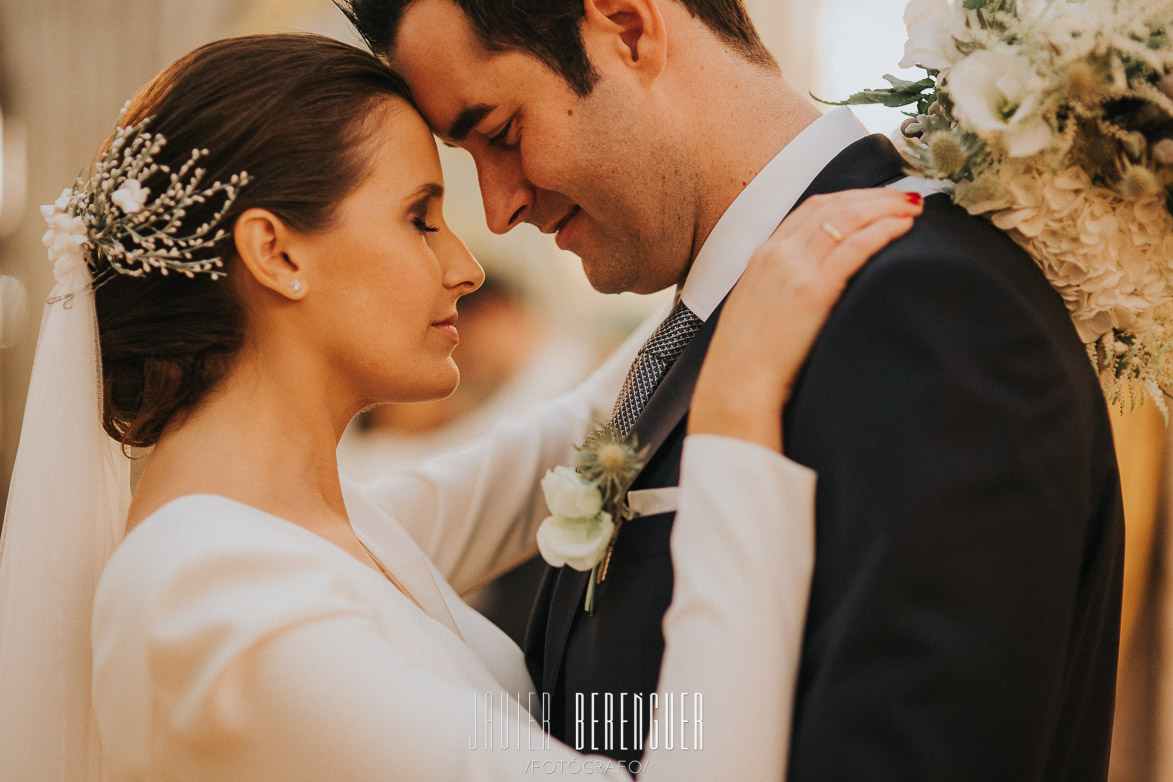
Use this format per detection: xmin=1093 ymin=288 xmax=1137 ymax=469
xmin=828 ymin=0 xmax=1173 ymax=414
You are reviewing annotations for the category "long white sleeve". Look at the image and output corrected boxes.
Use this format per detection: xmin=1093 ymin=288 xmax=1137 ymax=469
xmin=359 ymin=310 xmax=660 ymax=594
xmin=644 ymin=435 xmax=815 ymax=778
xmin=253 ymin=437 xmax=814 ymax=780
xmin=93 ymin=436 xmax=815 ymax=781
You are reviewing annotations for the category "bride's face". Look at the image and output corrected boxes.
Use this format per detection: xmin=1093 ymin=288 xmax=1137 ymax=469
xmin=294 ymin=100 xmax=484 ymax=407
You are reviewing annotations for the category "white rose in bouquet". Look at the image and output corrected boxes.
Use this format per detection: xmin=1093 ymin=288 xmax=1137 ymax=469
xmin=947 ymin=47 xmax=1053 ymax=157
xmin=898 ymin=0 xmax=969 ymax=72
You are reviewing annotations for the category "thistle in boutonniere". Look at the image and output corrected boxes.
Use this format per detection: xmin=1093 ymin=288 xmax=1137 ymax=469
xmin=537 ymin=425 xmax=647 ymax=614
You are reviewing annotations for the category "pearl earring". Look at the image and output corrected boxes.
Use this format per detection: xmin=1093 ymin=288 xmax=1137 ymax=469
xmin=289 ymin=280 xmax=304 ymax=295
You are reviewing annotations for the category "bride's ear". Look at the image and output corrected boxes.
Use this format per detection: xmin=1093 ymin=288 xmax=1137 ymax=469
xmin=233 ymin=208 xmax=307 ymax=300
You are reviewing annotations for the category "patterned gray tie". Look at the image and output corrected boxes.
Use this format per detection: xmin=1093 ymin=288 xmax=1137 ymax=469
xmin=610 ymin=301 xmax=704 ymax=437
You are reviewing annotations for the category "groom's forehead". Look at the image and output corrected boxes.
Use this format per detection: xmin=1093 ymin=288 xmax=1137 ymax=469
xmin=392 ymin=0 xmax=500 ymax=102
xmin=392 ymin=37 xmax=497 ymax=140
xmin=392 ymin=2 xmax=552 ymax=138
xmin=392 ymin=0 xmax=491 ymax=72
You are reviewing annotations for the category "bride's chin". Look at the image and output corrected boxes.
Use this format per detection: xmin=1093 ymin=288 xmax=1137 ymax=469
xmin=371 ymin=368 xmax=461 ymax=406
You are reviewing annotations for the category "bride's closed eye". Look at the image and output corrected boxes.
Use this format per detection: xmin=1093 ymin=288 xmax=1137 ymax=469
xmin=409 ymin=198 xmax=441 ymax=234
xmin=413 ymin=216 xmax=440 ymax=234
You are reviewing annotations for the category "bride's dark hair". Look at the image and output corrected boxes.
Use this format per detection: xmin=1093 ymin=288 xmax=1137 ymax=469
xmin=93 ymin=34 xmax=409 ymax=448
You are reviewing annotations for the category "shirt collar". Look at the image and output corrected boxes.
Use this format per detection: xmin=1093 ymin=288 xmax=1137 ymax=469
xmin=678 ymin=108 xmax=870 ymax=321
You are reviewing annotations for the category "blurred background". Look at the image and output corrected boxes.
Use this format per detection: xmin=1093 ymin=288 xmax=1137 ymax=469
xmin=0 ymin=2 xmax=1166 ymax=779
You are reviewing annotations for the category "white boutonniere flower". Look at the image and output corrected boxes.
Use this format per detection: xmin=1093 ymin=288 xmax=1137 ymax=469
xmin=536 ymin=510 xmax=615 ymax=573
xmin=537 ymin=467 xmax=613 ymax=571
xmin=538 ymin=425 xmax=648 ymax=614
xmin=541 ymin=466 xmax=605 ymax=518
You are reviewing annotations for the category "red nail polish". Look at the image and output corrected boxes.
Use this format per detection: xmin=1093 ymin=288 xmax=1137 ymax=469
xmin=905 ymin=192 xmax=924 ymax=206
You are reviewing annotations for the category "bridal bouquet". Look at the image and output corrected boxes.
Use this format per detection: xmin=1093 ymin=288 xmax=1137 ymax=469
xmin=835 ymin=0 xmax=1173 ymax=412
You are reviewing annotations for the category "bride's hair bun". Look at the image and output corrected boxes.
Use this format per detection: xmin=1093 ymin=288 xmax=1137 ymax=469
xmin=94 ymin=34 xmax=409 ymax=448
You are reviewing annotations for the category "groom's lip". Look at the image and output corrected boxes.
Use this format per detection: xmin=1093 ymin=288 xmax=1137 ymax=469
xmin=554 ymin=207 xmax=581 ymax=251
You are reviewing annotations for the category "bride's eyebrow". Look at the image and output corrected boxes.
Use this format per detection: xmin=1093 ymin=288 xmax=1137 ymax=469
xmin=405 ymin=182 xmax=444 ymax=208
xmin=447 ymin=103 xmax=494 ymax=143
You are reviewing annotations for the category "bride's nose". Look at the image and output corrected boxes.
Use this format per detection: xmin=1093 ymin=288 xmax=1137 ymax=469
xmin=442 ymin=236 xmax=485 ymax=295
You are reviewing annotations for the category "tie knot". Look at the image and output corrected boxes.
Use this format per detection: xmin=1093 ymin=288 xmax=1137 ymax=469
xmin=639 ymin=301 xmax=703 ymax=364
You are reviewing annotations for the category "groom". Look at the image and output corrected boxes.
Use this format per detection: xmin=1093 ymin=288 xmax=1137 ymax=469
xmin=344 ymin=0 xmax=1124 ymax=778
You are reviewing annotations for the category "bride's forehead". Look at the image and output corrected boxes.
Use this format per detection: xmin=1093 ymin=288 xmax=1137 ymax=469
xmin=360 ymin=110 xmax=442 ymax=183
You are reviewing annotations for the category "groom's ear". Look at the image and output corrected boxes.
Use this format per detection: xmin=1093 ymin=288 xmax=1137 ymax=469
xmin=581 ymin=0 xmax=667 ymax=82
xmin=233 ymin=208 xmax=305 ymax=300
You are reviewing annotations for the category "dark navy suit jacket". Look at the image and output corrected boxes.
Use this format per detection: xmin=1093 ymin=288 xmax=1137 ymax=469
xmin=524 ymin=136 xmax=1124 ymax=780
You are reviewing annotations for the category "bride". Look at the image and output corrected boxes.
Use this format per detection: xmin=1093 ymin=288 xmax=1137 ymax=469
xmin=0 ymin=34 xmax=919 ymax=781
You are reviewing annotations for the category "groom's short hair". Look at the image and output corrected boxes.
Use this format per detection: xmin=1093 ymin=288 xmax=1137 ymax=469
xmin=338 ymin=0 xmax=776 ymax=96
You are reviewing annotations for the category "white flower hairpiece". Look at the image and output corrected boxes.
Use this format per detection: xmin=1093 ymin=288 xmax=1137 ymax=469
xmin=42 ymin=106 xmax=250 ymax=291
xmin=111 ymin=179 xmax=150 ymax=215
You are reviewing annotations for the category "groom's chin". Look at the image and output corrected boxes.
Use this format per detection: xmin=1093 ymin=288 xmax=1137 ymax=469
xmin=581 ymin=262 xmax=678 ymax=297
xmin=577 ymin=255 xmax=647 ymax=296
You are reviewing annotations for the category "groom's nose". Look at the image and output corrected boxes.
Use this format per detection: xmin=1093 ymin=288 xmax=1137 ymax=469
xmin=474 ymin=151 xmax=536 ymax=234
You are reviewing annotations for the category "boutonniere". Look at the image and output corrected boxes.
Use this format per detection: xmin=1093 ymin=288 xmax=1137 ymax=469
xmin=537 ymin=425 xmax=648 ymax=615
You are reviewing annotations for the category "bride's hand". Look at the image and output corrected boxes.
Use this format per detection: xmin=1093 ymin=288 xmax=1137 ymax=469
xmin=689 ymin=188 xmax=924 ymax=451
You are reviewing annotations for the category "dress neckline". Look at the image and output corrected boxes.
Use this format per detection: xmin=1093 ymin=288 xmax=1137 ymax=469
xmin=131 ymin=492 xmax=465 ymax=640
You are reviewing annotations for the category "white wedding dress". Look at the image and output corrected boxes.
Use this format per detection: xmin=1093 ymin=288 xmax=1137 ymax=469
xmin=90 ymin=326 xmax=816 ymax=781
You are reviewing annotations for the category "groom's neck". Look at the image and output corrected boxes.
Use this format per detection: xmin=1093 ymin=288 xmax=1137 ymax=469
xmin=681 ymin=65 xmax=822 ymax=264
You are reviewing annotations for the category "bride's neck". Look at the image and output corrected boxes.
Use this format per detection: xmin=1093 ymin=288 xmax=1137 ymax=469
xmin=127 ymin=348 xmax=354 ymax=531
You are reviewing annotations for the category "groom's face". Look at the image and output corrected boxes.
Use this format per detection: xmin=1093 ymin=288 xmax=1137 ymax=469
xmin=391 ymin=0 xmax=696 ymax=295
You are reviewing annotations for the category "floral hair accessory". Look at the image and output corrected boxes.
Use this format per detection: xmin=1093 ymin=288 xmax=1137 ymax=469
xmin=824 ymin=0 xmax=1173 ymax=415
xmin=537 ymin=425 xmax=648 ymax=615
xmin=41 ymin=106 xmax=250 ymax=292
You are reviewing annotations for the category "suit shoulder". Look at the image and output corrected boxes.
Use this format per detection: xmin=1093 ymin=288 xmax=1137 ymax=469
xmin=861 ymin=195 xmax=1043 ymax=285
xmin=838 ymin=194 xmax=1076 ymax=340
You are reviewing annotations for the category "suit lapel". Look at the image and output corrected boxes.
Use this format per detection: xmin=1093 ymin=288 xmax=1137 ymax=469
xmin=538 ymin=133 xmax=908 ymax=695
xmin=540 ymin=566 xmax=591 ymax=694
xmin=625 ymin=134 xmax=908 ymax=484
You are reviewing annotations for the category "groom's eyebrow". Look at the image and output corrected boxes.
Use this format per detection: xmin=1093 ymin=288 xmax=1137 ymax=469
xmin=447 ymin=104 xmax=495 ymax=143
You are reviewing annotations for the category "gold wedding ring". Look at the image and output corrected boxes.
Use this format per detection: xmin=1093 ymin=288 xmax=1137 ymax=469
xmin=821 ymin=222 xmax=845 ymax=243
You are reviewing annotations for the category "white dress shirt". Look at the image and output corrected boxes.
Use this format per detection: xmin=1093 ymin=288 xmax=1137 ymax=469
xmin=680 ymin=107 xmax=870 ymax=321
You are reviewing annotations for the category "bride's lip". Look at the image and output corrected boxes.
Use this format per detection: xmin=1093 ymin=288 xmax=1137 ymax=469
xmin=554 ymin=207 xmax=581 ymax=251
xmin=431 ymin=313 xmax=459 ymax=343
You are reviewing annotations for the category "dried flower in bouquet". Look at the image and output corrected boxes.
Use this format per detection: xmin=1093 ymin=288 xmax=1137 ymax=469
xmin=824 ymin=0 xmax=1173 ymax=415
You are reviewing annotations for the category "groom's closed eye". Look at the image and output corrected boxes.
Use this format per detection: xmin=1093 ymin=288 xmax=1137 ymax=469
xmin=486 ymin=119 xmax=516 ymax=148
